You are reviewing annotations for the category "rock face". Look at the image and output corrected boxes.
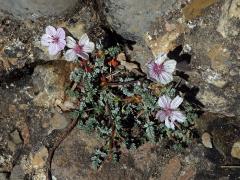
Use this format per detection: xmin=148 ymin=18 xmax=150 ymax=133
xmin=100 ymin=0 xmax=180 ymax=42
xmin=0 ymin=0 xmax=80 ymax=19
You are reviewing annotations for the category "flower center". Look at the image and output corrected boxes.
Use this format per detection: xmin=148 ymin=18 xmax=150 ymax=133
xmin=52 ymin=36 xmax=59 ymax=44
xmin=153 ymin=63 xmax=164 ymax=74
xmin=165 ymin=108 xmax=173 ymax=116
xmin=73 ymin=44 xmax=83 ymax=54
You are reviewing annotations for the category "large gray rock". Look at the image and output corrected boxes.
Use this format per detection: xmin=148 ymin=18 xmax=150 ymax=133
xmin=100 ymin=0 xmax=180 ymax=42
xmin=0 ymin=0 xmax=80 ymax=18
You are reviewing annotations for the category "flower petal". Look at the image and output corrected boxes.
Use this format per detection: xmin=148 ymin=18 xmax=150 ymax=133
xmin=165 ymin=118 xmax=175 ymax=130
xmin=169 ymin=121 xmax=175 ymax=130
xmin=41 ymin=34 xmax=51 ymax=46
xmin=147 ymin=62 xmax=158 ymax=80
xmin=171 ymin=110 xmax=186 ymax=123
xmin=66 ymin=36 xmax=76 ymax=49
xmin=163 ymin=60 xmax=176 ymax=73
xmin=65 ymin=49 xmax=77 ymax=61
xmin=48 ymin=43 xmax=60 ymax=55
xmin=158 ymin=95 xmax=171 ymax=108
xmin=77 ymin=52 xmax=89 ymax=60
xmin=170 ymin=95 xmax=183 ymax=109
xmin=155 ymin=52 xmax=167 ymax=64
xmin=46 ymin=26 xmax=57 ymax=36
xmin=57 ymin=38 xmax=66 ymax=50
xmin=79 ymin=33 xmax=89 ymax=45
xmin=158 ymin=71 xmax=173 ymax=85
xmin=56 ymin=28 xmax=65 ymax=40
xmin=156 ymin=110 xmax=167 ymax=122
xmin=82 ymin=42 xmax=95 ymax=53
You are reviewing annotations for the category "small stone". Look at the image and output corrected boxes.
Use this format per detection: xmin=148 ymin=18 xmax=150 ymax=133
xmin=32 ymin=63 xmax=73 ymax=108
xmin=207 ymin=44 xmax=230 ymax=73
xmin=178 ymin=166 xmax=196 ymax=180
xmin=202 ymin=132 xmax=213 ymax=149
xmin=231 ymin=141 xmax=240 ymax=159
xmin=10 ymin=130 xmax=22 ymax=145
xmin=19 ymin=104 xmax=29 ymax=110
xmin=8 ymin=104 xmax=17 ymax=113
xmin=59 ymin=21 xmax=85 ymax=39
xmin=160 ymin=156 xmax=181 ymax=180
xmin=32 ymin=147 xmax=48 ymax=169
xmin=145 ymin=30 xmax=181 ymax=57
xmin=183 ymin=0 xmax=217 ymax=20
xmin=0 ymin=154 xmax=13 ymax=172
xmin=0 ymin=173 xmax=8 ymax=180
xmin=49 ymin=112 xmax=69 ymax=132
xmin=7 ymin=140 xmax=16 ymax=153
xmin=10 ymin=165 xmax=25 ymax=180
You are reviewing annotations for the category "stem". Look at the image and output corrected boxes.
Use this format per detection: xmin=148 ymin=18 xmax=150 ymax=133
xmin=105 ymin=79 xmax=143 ymax=87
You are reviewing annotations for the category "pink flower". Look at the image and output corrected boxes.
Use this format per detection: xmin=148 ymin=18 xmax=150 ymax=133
xmin=65 ymin=34 xmax=95 ymax=61
xmin=147 ymin=52 xmax=176 ymax=84
xmin=41 ymin=26 xmax=66 ymax=55
xmin=156 ymin=95 xmax=186 ymax=130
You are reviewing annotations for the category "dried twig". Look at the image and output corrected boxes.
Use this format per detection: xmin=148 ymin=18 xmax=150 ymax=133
xmin=104 ymin=78 xmax=144 ymax=87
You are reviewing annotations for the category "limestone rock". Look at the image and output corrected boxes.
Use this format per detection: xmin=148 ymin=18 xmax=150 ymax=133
xmin=202 ymin=132 xmax=213 ymax=149
xmin=100 ymin=0 xmax=181 ymax=42
xmin=231 ymin=141 xmax=240 ymax=159
xmin=32 ymin=147 xmax=48 ymax=169
xmin=32 ymin=62 xmax=75 ymax=108
xmin=10 ymin=130 xmax=22 ymax=145
xmin=217 ymin=0 xmax=240 ymax=38
xmin=48 ymin=112 xmax=69 ymax=133
xmin=0 ymin=0 xmax=80 ymax=19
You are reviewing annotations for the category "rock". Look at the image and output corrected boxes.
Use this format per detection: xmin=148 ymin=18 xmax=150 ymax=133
xmin=0 ymin=0 xmax=80 ymax=19
xmin=160 ymin=156 xmax=181 ymax=180
xmin=145 ymin=23 xmax=185 ymax=56
xmin=202 ymin=132 xmax=213 ymax=149
xmin=100 ymin=0 xmax=181 ymax=42
xmin=10 ymin=165 xmax=25 ymax=180
xmin=131 ymin=143 xmax=157 ymax=172
xmin=0 ymin=153 xmax=13 ymax=172
xmin=182 ymin=0 xmax=217 ymax=20
xmin=217 ymin=0 xmax=240 ymax=38
xmin=207 ymin=44 xmax=231 ymax=74
xmin=178 ymin=167 xmax=196 ymax=180
xmin=32 ymin=147 xmax=48 ymax=169
xmin=52 ymin=129 xmax=103 ymax=180
xmin=231 ymin=141 xmax=240 ymax=159
xmin=0 ymin=173 xmax=8 ymax=180
xmin=32 ymin=62 xmax=75 ymax=108
xmin=210 ymin=118 xmax=240 ymax=158
xmin=197 ymin=88 xmax=229 ymax=115
xmin=10 ymin=130 xmax=22 ymax=145
xmin=48 ymin=111 xmax=69 ymax=133
xmin=125 ymin=44 xmax=153 ymax=73
xmin=0 ymin=39 xmax=27 ymax=73
xmin=58 ymin=21 xmax=85 ymax=39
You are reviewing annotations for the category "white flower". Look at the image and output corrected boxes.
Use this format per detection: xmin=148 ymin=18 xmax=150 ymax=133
xmin=147 ymin=52 xmax=176 ymax=84
xmin=65 ymin=33 xmax=95 ymax=61
xmin=156 ymin=95 xmax=186 ymax=130
xmin=41 ymin=25 xmax=66 ymax=55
